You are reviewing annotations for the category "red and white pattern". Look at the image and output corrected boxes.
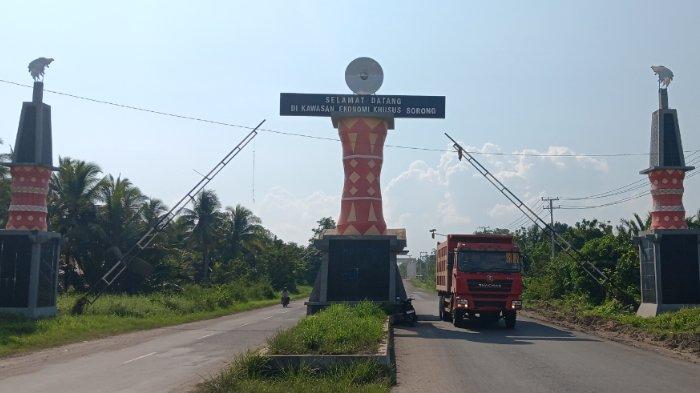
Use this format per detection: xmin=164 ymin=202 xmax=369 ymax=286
xmin=336 ymin=117 xmax=388 ymax=235
xmin=6 ymin=165 xmax=51 ymax=231
xmin=648 ymin=169 xmax=687 ymax=230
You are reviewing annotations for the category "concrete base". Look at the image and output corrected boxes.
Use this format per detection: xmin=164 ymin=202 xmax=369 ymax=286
xmin=0 ymin=305 xmax=57 ymax=319
xmin=306 ymin=229 xmax=408 ymax=314
xmin=0 ymin=230 xmax=61 ymax=319
xmin=636 ymin=302 xmax=700 ymax=317
xmin=635 ymin=230 xmax=700 ymax=317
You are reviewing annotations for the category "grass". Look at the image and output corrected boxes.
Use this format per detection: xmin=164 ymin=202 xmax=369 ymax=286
xmin=198 ymin=352 xmax=391 ymax=393
xmin=525 ymin=295 xmax=700 ymax=354
xmin=528 ymin=295 xmax=700 ymax=334
xmin=409 ymin=277 xmax=434 ymax=293
xmin=0 ymin=282 xmax=311 ymax=358
xmin=267 ymin=302 xmax=386 ymax=355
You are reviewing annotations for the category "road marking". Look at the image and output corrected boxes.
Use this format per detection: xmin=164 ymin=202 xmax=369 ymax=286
xmin=122 ymin=352 xmax=157 ymax=365
xmin=198 ymin=333 xmax=216 ymax=339
xmin=264 ymin=315 xmax=273 ymax=319
xmin=240 ymin=322 xmax=250 ymax=327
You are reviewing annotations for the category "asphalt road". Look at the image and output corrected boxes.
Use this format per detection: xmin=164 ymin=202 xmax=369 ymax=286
xmin=0 ymin=299 xmax=305 ymax=393
xmin=394 ymin=280 xmax=699 ymax=393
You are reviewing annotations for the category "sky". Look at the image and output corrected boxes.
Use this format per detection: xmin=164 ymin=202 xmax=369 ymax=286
xmin=1 ymin=1 xmax=699 ymax=255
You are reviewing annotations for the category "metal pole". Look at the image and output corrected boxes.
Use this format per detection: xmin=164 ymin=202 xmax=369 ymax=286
xmin=542 ymin=196 xmax=559 ymax=259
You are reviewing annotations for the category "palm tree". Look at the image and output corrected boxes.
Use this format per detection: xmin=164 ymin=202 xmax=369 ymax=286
xmin=49 ymin=157 xmax=105 ymax=290
xmin=94 ymin=175 xmax=148 ymax=291
xmin=181 ymin=190 xmax=222 ymax=283
xmin=98 ymin=175 xmax=147 ymax=248
xmin=141 ymin=198 xmax=168 ymax=229
xmin=619 ymin=213 xmax=651 ymax=238
xmin=222 ymin=204 xmax=264 ymax=261
xmin=138 ymin=197 xmax=170 ymax=268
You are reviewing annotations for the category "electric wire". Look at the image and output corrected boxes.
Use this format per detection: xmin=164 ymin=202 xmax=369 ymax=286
xmin=506 ymin=206 xmax=545 ymax=230
xmin=559 ymin=152 xmax=700 ymax=202
xmin=558 ymin=169 xmax=698 ymax=210
xmin=504 ymin=202 xmax=544 ymax=229
xmin=3 ymin=78 xmax=698 ymax=158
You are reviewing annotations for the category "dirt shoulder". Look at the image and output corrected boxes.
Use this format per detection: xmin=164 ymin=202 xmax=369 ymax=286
xmin=522 ymin=305 xmax=699 ymax=364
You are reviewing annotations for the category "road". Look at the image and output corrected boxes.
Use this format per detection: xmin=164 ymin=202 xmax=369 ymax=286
xmin=0 ymin=299 xmax=305 ymax=393
xmin=394 ymin=280 xmax=699 ymax=393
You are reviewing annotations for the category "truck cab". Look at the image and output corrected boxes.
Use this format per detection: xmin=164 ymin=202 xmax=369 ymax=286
xmin=436 ymin=234 xmax=523 ymax=328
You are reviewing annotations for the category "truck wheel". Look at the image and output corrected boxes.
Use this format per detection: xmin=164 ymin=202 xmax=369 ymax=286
xmin=504 ymin=311 xmax=516 ymax=329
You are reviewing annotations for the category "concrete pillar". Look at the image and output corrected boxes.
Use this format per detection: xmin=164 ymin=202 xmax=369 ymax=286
xmin=5 ymin=165 xmax=51 ymax=231
xmin=648 ymin=169 xmax=688 ymax=230
xmin=334 ymin=116 xmax=391 ymax=235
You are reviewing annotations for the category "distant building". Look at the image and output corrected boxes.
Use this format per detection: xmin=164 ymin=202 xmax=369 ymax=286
xmin=399 ymin=258 xmax=419 ymax=279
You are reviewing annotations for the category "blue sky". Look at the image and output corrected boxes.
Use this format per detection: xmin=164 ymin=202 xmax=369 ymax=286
xmin=1 ymin=1 xmax=699 ymax=253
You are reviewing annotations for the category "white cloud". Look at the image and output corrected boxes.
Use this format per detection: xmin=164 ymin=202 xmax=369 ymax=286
xmin=256 ymin=142 xmax=615 ymax=252
xmin=255 ymin=186 xmax=338 ymax=244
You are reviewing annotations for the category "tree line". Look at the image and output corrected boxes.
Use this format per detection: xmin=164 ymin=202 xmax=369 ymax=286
xmin=408 ymin=212 xmax=700 ymax=308
xmin=483 ymin=213 xmax=700 ymax=306
xmin=0 ymin=155 xmax=335 ymax=294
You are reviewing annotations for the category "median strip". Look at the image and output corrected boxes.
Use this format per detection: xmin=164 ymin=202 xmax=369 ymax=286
xmin=197 ymin=302 xmax=393 ymax=392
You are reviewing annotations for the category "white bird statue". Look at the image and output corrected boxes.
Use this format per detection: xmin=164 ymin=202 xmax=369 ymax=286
xmin=651 ymin=65 xmax=673 ymax=88
xmin=28 ymin=57 xmax=54 ymax=81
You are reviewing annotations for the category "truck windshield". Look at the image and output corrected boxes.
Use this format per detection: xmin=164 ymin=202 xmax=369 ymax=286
xmin=457 ymin=251 xmax=521 ymax=272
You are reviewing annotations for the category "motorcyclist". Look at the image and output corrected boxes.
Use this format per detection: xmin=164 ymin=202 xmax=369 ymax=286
xmin=281 ymin=286 xmax=290 ymax=307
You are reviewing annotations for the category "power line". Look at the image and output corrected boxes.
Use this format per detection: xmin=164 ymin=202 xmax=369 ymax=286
xmin=3 ymin=78 xmax=698 ymax=158
xmin=558 ymin=170 xmax=698 ymax=210
xmin=504 ymin=200 xmax=544 ymax=227
xmin=507 ymin=205 xmax=545 ymax=230
xmin=560 ymin=180 xmax=648 ymax=201
xmin=561 ymin=152 xmax=700 ymax=202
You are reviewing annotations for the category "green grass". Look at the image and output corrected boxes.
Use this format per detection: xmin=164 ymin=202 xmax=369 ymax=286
xmin=268 ymin=302 xmax=386 ymax=355
xmin=198 ymin=352 xmax=391 ymax=393
xmin=526 ymin=295 xmax=699 ymax=354
xmin=529 ymin=295 xmax=700 ymax=334
xmin=0 ymin=283 xmax=311 ymax=358
xmin=409 ymin=277 xmax=434 ymax=293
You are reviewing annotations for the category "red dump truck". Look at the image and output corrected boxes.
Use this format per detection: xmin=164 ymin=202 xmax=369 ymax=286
xmin=436 ymin=234 xmax=523 ymax=328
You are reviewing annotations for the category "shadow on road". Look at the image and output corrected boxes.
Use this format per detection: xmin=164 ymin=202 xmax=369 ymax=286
xmin=395 ymin=318 xmax=598 ymax=346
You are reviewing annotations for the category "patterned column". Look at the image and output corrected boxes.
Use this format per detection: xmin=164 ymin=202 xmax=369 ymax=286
xmin=648 ymin=169 xmax=688 ymax=230
xmin=336 ymin=117 xmax=388 ymax=235
xmin=5 ymin=165 xmax=51 ymax=231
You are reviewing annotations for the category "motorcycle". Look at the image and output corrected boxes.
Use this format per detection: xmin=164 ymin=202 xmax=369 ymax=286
xmin=397 ymin=297 xmax=417 ymax=325
xmin=281 ymin=295 xmax=290 ymax=308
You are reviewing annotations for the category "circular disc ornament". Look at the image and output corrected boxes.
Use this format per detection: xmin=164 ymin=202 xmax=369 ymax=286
xmin=345 ymin=57 xmax=383 ymax=95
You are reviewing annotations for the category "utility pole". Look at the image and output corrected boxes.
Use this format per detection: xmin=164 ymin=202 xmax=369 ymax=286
xmin=542 ymin=196 xmax=560 ymax=259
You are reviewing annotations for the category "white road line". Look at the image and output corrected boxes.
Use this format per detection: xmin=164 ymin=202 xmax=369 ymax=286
xmin=122 ymin=352 xmax=157 ymax=365
xmin=264 ymin=315 xmax=273 ymax=319
xmin=240 ymin=322 xmax=250 ymax=327
xmin=198 ymin=333 xmax=216 ymax=339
